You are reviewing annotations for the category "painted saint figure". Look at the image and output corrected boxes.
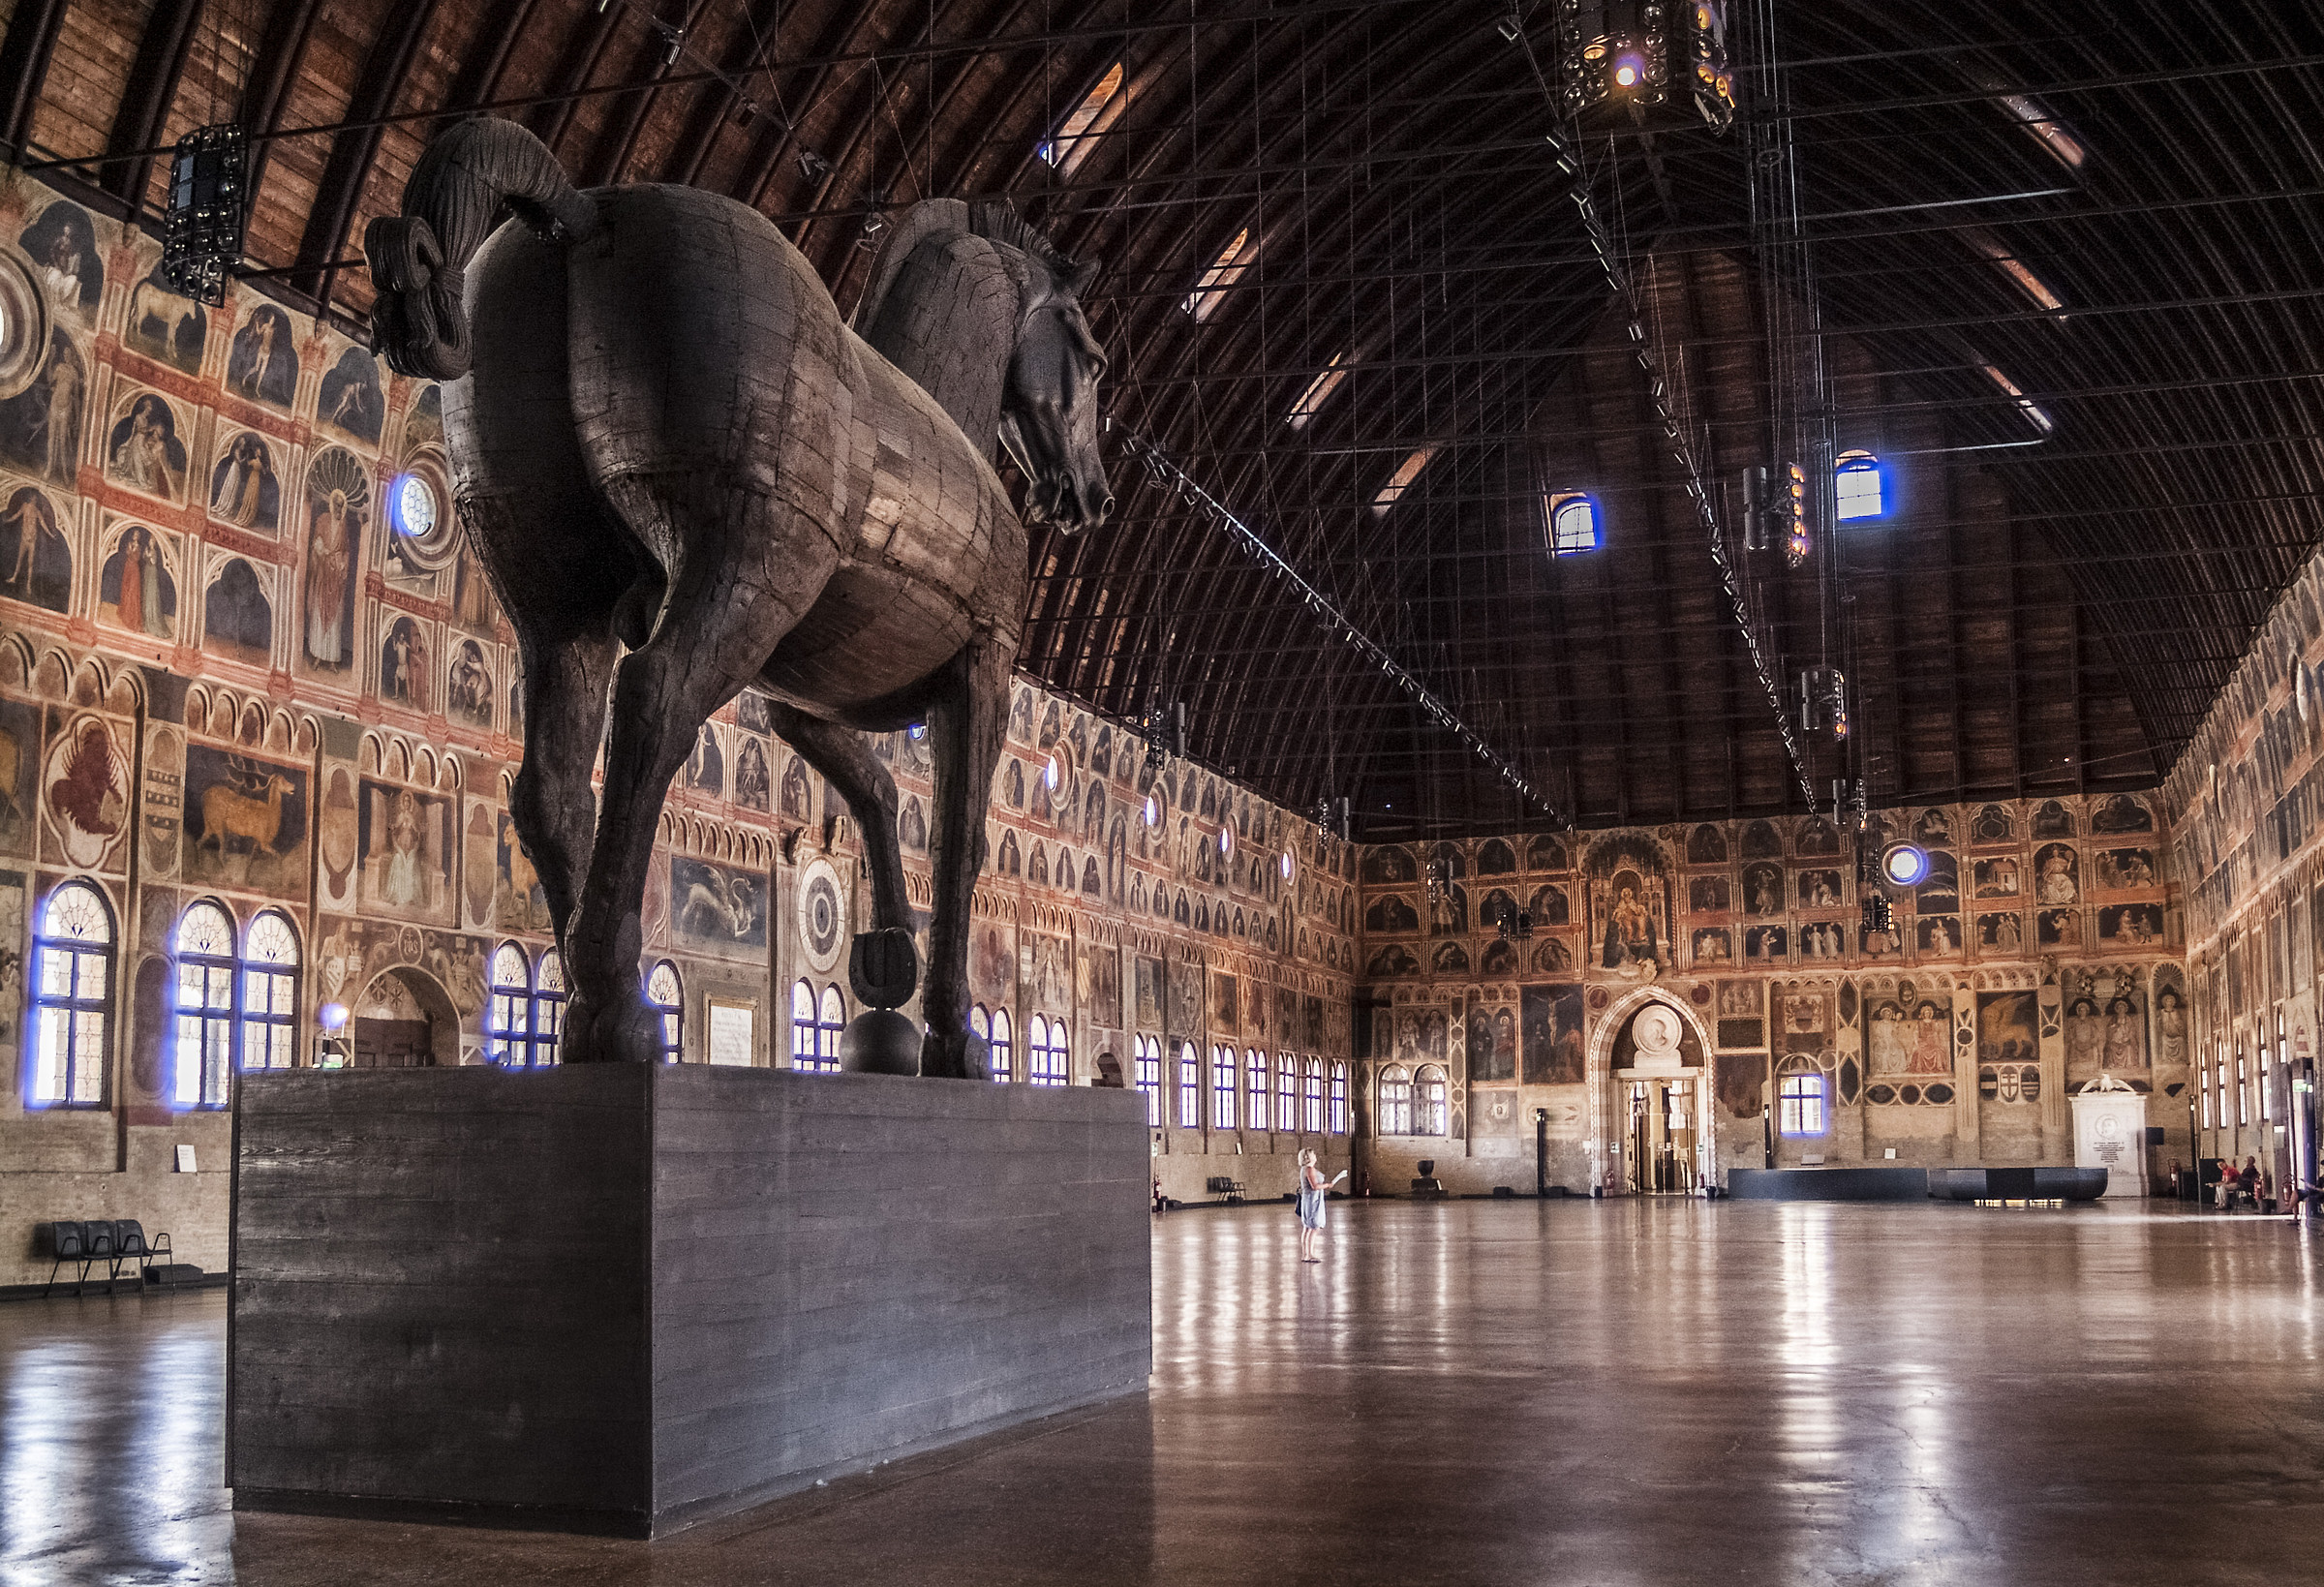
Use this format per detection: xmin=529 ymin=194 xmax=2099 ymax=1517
xmin=2036 ymin=847 xmax=2077 ymax=905
xmin=305 ymin=489 xmax=354 ymax=665
xmin=2103 ymin=997 xmax=2144 ymax=1070
xmin=1908 ymin=1002 xmax=1950 ymax=1074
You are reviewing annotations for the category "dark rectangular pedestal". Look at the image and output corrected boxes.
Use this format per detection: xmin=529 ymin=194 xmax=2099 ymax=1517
xmin=228 ymin=1065 xmax=1151 ymax=1537
xmin=1727 ymin=1166 xmax=1931 ymax=1201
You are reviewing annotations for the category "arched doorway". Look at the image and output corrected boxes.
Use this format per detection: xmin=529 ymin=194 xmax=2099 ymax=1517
xmin=352 ymin=966 xmax=461 ymax=1068
xmin=1590 ymin=990 xmax=1715 ymax=1194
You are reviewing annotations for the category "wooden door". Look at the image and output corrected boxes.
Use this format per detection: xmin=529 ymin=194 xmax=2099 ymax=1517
xmin=352 ymin=1017 xmax=435 ymax=1068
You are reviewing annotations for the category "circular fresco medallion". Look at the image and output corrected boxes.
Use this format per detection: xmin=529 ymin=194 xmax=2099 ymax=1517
xmin=798 ymin=855 xmax=846 ymax=974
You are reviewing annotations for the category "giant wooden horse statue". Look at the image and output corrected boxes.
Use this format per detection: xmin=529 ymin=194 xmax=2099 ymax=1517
xmin=366 ymin=118 xmax=1112 ymax=1075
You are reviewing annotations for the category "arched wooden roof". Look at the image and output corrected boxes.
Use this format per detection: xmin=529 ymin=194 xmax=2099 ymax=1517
xmin=12 ymin=0 xmax=2323 ymax=833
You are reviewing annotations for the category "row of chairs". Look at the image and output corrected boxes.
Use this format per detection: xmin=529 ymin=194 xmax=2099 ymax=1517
xmin=45 ymin=1221 xmax=171 ymax=1297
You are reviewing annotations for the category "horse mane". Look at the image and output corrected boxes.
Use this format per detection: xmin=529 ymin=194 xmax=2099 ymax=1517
xmin=850 ymin=198 xmax=969 ymax=333
xmin=851 ymin=197 xmax=1082 ymax=332
xmin=966 ymin=200 xmax=1077 ymax=282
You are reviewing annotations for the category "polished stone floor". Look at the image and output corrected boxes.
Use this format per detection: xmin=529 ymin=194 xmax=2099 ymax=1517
xmin=5 ymin=1200 xmax=2322 ymax=1585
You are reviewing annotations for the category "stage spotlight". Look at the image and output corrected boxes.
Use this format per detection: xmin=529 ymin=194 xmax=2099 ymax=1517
xmin=1881 ymin=843 xmax=1930 ymax=889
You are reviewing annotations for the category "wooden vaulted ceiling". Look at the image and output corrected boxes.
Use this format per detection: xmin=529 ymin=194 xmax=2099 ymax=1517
xmin=10 ymin=0 xmax=2324 ymax=835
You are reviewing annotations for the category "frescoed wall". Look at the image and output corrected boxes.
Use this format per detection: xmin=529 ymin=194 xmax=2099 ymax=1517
xmin=1354 ymin=790 xmax=2188 ymax=1193
xmin=0 ymin=168 xmax=1358 ymax=1283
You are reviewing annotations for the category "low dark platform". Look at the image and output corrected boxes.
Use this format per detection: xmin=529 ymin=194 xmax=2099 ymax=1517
xmin=229 ymin=1064 xmax=1150 ymax=1537
xmin=1930 ymin=1167 xmax=2108 ymax=1202
xmin=1728 ymin=1166 xmax=1930 ymax=1201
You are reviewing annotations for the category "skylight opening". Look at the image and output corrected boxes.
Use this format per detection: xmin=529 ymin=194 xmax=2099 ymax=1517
xmin=1966 ymin=229 xmax=2065 ymax=316
xmin=1547 ymin=491 xmax=1601 ymax=554
xmin=1372 ymin=447 xmax=1437 ymax=515
xmin=1978 ymin=362 xmax=2056 ymax=436
xmin=1835 ymin=451 xmax=1885 ymax=522
xmin=1183 ymin=229 xmax=1258 ymax=322
xmin=1287 ymin=352 xmax=1350 ymax=430
xmin=1038 ymin=63 xmax=1125 ymax=174
xmin=1980 ymin=79 xmax=2089 ymax=172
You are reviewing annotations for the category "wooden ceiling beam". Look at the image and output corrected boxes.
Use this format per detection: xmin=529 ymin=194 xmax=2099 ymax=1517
xmin=102 ymin=0 xmax=206 ymax=214
xmin=235 ymin=0 xmax=325 ymax=210
xmin=293 ymin=0 xmax=447 ymax=305
xmin=0 ymin=0 xmax=71 ymax=156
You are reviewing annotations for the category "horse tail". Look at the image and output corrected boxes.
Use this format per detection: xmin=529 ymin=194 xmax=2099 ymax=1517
xmin=365 ymin=118 xmax=598 ymax=381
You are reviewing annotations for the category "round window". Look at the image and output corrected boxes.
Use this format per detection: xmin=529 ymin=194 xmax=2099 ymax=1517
xmin=1043 ymin=754 xmax=1060 ymax=791
xmin=1143 ymin=794 xmax=1159 ymax=827
xmin=1881 ymin=842 xmax=1929 ymax=888
xmin=390 ymin=472 xmax=437 ymax=538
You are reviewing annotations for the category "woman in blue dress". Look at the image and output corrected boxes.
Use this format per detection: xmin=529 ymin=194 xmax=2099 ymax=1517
xmin=1296 ymin=1149 xmax=1349 ymax=1263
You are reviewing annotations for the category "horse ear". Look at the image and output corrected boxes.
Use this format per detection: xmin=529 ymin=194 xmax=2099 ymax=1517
xmin=1067 ymin=255 xmax=1099 ymax=297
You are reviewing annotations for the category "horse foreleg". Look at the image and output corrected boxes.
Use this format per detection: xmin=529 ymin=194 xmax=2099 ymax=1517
xmin=509 ymin=620 xmax=619 ymax=944
xmin=919 ymin=634 xmax=1011 ymax=1080
xmin=759 ymin=705 xmax=912 ymax=936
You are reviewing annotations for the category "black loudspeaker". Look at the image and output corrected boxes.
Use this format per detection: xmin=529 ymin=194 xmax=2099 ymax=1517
xmin=2145 ymin=1125 xmax=2166 ymax=1144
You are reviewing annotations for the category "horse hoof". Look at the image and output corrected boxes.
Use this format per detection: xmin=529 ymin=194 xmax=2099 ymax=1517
xmin=921 ymin=1028 xmax=989 ymax=1081
xmin=564 ymin=991 xmax=664 ymax=1064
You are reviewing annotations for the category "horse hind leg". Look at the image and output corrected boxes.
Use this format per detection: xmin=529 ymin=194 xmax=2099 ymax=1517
xmin=760 ymin=705 xmax=913 ymax=937
xmin=561 ymin=490 xmax=839 ymax=1063
xmin=918 ymin=635 xmax=1012 ymax=1080
xmin=507 ymin=616 xmax=619 ymax=941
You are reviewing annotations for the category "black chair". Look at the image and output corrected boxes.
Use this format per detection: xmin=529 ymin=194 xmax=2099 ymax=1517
xmin=44 ymin=1219 xmax=171 ymax=1297
xmin=112 ymin=1220 xmax=168 ymax=1277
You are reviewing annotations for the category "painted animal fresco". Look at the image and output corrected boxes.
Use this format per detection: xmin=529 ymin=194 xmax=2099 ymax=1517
xmin=182 ymin=747 xmax=309 ymax=898
xmin=670 ymin=855 xmax=766 ymax=954
xmin=368 ymin=117 xmax=1111 ymax=1071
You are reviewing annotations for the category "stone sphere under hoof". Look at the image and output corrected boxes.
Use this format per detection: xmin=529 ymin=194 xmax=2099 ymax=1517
xmin=840 ymin=1009 xmax=922 ymax=1075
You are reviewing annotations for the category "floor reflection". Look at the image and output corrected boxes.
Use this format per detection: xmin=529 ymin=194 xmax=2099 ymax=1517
xmin=1 ymin=1202 xmax=2318 ymax=1586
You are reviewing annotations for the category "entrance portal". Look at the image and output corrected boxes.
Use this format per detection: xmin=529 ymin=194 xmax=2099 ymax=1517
xmin=1626 ymin=1075 xmax=1700 ymax=1194
xmin=1608 ymin=998 xmax=1708 ymax=1194
xmin=351 ymin=967 xmax=461 ymax=1068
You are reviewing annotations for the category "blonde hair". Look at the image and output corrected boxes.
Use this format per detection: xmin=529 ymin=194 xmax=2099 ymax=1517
xmin=1298 ymin=1148 xmax=1317 ymax=1168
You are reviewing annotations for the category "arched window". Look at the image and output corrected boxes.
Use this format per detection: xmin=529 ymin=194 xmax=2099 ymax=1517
xmin=1275 ymin=1052 xmax=1298 ymax=1133
xmin=972 ymin=1006 xmax=997 ymax=1081
xmin=816 ymin=985 xmax=846 ymax=1070
xmin=1246 ymin=1047 xmax=1268 ymax=1129
xmin=1211 ymin=1044 xmax=1236 ymax=1128
xmin=1030 ymin=1017 xmax=1068 ymax=1085
xmin=1549 ymin=492 xmax=1600 ymax=555
xmin=32 ymin=881 xmax=113 ymax=1107
xmin=239 ymin=910 xmax=300 ymax=1072
xmin=1303 ymin=1057 xmax=1324 ymax=1135
xmin=989 ymin=1006 xmax=1013 ymax=1082
xmin=1835 ymin=450 xmax=1885 ymax=521
xmin=172 ymin=900 xmax=236 ymax=1109
xmin=1415 ymin=1064 xmax=1449 ymax=1136
xmin=1177 ymin=1042 xmax=1200 ymax=1128
xmin=1329 ymin=1061 xmax=1349 ymax=1134
xmin=790 ymin=980 xmax=818 ymax=1070
xmin=1377 ymin=1064 xmax=1412 ymax=1136
xmin=531 ymin=950 xmax=566 ymax=1066
xmin=1133 ymin=1036 xmax=1161 ymax=1125
xmin=1779 ymin=1062 xmax=1829 ymax=1136
xmin=649 ymin=961 xmax=685 ymax=1063
xmin=486 ymin=944 xmax=532 ymax=1067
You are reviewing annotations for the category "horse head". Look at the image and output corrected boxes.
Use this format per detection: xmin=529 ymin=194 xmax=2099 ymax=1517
xmin=972 ymin=204 xmax=1114 ymax=534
